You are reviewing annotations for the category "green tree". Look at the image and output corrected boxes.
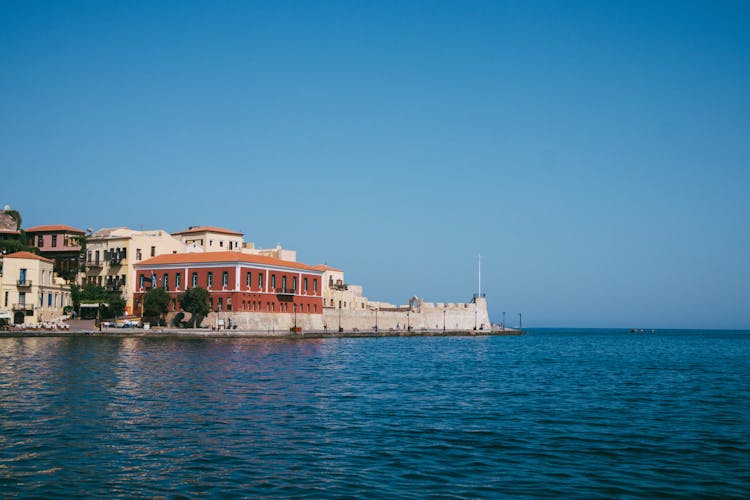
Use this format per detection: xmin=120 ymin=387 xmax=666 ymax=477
xmin=71 ymin=283 xmax=111 ymax=318
xmin=143 ymin=288 xmax=170 ymax=326
xmin=179 ymin=287 xmax=210 ymax=328
xmin=106 ymin=294 xmax=126 ymax=319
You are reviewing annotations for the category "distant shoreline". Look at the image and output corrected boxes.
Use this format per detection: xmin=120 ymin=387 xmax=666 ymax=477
xmin=0 ymin=327 xmax=523 ymax=340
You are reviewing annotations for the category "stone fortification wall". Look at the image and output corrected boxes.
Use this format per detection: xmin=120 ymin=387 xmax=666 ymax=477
xmin=323 ymin=297 xmax=491 ymax=332
xmin=169 ymin=311 xmax=324 ymax=331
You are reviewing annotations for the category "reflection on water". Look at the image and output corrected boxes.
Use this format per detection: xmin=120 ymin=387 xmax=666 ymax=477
xmin=1 ymin=331 xmax=749 ymax=497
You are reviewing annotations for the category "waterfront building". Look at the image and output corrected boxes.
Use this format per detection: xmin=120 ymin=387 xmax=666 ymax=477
xmin=24 ymin=225 xmax=85 ymax=282
xmin=173 ymin=225 xmax=298 ymax=261
xmin=82 ymin=227 xmax=186 ymax=313
xmin=132 ymin=251 xmax=324 ymax=330
xmin=0 ymin=251 xmax=71 ymax=325
xmin=172 ymin=226 xmax=245 ymax=252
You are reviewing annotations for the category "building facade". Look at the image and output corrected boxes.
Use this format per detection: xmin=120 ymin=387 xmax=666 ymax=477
xmin=172 ymin=226 xmax=245 ymax=252
xmin=133 ymin=251 xmax=324 ymax=330
xmin=0 ymin=251 xmax=71 ymax=325
xmin=82 ymin=227 xmax=186 ymax=313
xmin=24 ymin=225 xmax=85 ymax=282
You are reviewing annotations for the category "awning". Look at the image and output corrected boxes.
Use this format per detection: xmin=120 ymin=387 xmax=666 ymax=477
xmin=0 ymin=312 xmax=11 ymax=320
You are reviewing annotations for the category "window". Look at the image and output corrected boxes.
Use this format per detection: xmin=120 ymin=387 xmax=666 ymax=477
xmin=151 ymin=273 xmax=156 ymax=287
xmin=48 ymin=293 xmax=53 ymax=306
xmin=37 ymin=235 xmax=44 ymax=247
xmin=19 ymin=292 xmax=26 ymax=305
xmin=103 ymin=250 xmax=109 ymax=261
xmin=122 ymin=247 xmax=127 ymax=259
xmin=51 ymin=235 xmax=57 ymax=247
xmin=163 ymin=273 xmax=169 ymax=291
xmin=304 ymin=277 xmax=308 ymax=292
xmin=140 ymin=274 xmax=145 ymax=289
xmin=87 ymin=251 xmax=92 ymax=263
xmin=150 ymin=246 xmax=156 ymax=257
xmin=258 ymin=273 xmax=264 ymax=289
xmin=207 ymin=272 xmax=213 ymax=288
xmin=222 ymin=271 xmax=229 ymax=287
xmin=220 ymin=241 xmax=224 ymax=247
xmin=218 ymin=298 xmax=223 ymax=311
xmin=246 ymin=271 xmax=251 ymax=288
xmin=4 ymin=291 xmax=7 ymax=307
xmin=313 ymin=279 xmax=318 ymax=293
xmin=136 ymin=248 xmax=142 ymax=260
xmin=95 ymin=251 xmax=100 ymax=264
xmin=192 ymin=272 xmax=198 ymax=288
xmin=175 ymin=273 xmax=181 ymax=289
xmin=271 ymin=275 xmax=276 ymax=290
xmin=282 ymin=276 xmax=287 ymax=291
xmin=292 ymin=276 xmax=297 ymax=292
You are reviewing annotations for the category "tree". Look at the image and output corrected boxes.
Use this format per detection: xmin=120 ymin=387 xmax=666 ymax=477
xmin=107 ymin=294 xmax=126 ymax=319
xmin=71 ymin=283 xmax=110 ymax=318
xmin=179 ymin=287 xmax=210 ymax=328
xmin=143 ymin=288 xmax=170 ymax=326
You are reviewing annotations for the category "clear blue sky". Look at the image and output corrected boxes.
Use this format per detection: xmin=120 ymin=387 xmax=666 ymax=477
xmin=1 ymin=1 xmax=748 ymax=328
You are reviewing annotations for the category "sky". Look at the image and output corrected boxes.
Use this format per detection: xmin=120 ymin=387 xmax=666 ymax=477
xmin=1 ymin=1 xmax=748 ymax=329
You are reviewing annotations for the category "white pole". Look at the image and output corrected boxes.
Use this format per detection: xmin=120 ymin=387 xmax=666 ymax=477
xmin=478 ymin=254 xmax=481 ymax=298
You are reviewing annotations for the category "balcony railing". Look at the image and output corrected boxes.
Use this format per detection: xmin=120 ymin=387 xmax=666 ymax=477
xmin=275 ymin=287 xmax=296 ymax=295
xmin=86 ymin=261 xmax=103 ymax=269
xmin=12 ymin=303 xmax=33 ymax=311
xmin=109 ymin=257 xmax=123 ymax=266
xmin=16 ymin=280 xmax=32 ymax=287
xmin=330 ymin=283 xmax=349 ymax=291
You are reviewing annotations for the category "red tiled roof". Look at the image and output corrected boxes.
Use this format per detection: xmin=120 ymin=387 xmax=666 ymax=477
xmin=24 ymin=224 xmax=86 ymax=234
xmin=136 ymin=251 xmax=321 ymax=272
xmin=3 ymin=251 xmax=53 ymax=263
xmin=312 ymin=264 xmax=344 ymax=272
xmin=172 ymin=226 xmax=244 ymax=236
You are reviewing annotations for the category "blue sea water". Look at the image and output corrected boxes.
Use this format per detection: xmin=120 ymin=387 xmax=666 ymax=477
xmin=1 ymin=329 xmax=749 ymax=498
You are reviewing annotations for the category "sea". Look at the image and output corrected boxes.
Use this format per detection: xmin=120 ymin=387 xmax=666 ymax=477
xmin=1 ymin=329 xmax=749 ymax=498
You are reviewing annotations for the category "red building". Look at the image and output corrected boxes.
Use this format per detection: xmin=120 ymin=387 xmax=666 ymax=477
xmin=132 ymin=251 xmax=324 ymax=320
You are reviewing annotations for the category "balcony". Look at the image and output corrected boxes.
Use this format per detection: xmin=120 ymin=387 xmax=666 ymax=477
xmin=16 ymin=280 xmax=32 ymax=288
xmin=86 ymin=261 xmax=103 ymax=269
xmin=275 ymin=287 xmax=296 ymax=295
xmin=12 ymin=303 xmax=34 ymax=312
xmin=330 ymin=283 xmax=349 ymax=291
xmin=109 ymin=258 xmax=122 ymax=266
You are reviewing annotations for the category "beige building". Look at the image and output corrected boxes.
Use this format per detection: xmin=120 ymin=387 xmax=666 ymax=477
xmin=173 ymin=226 xmax=245 ymax=252
xmin=174 ymin=225 xmax=298 ymax=261
xmin=0 ymin=251 xmax=71 ymax=325
xmin=83 ymin=227 xmax=186 ymax=313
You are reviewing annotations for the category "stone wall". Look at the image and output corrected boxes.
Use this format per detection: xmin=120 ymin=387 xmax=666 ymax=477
xmin=323 ymin=297 xmax=491 ymax=331
xmin=170 ymin=311 xmax=324 ymax=331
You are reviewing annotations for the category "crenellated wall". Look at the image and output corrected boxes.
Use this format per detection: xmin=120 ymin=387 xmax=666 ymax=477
xmin=322 ymin=297 xmax=491 ymax=332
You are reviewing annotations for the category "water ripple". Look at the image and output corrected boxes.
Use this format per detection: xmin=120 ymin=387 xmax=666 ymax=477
xmin=0 ymin=331 xmax=749 ymax=496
